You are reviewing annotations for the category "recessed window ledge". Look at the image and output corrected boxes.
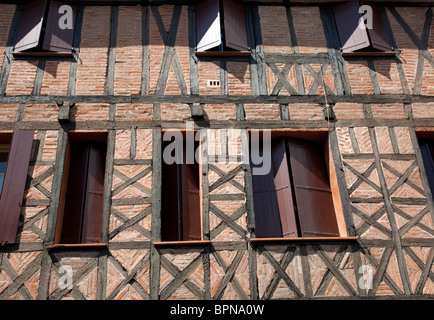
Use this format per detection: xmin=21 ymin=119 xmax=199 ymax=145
xmin=153 ymin=240 xmax=211 ymax=247
xmin=195 ymin=51 xmax=250 ymax=57
xmin=46 ymin=243 xmax=107 ymax=250
xmin=250 ymin=237 xmax=358 ymax=244
xmin=342 ymin=51 xmax=396 ymax=57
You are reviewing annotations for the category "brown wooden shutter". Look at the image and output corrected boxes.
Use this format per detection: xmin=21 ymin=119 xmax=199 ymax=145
xmin=251 ymin=144 xmax=282 ymax=238
xmin=367 ymin=4 xmax=392 ymax=51
xmin=161 ymin=160 xmax=181 ymax=241
xmin=0 ymin=130 xmax=34 ymax=244
xmin=42 ymin=1 xmax=77 ymax=52
xmin=14 ymin=0 xmax=47 ymax=52
xmin=333 ymin=0 xmax=370 ymax=52
xmin=287 ymin=139 xmax=339 ymax=237
xmin=222 ymin=0 xmax=248 ymax=51
xmin=60 ymin=143 xmax=89 ymax=244
xmin=271 ymin=139 xmax=298 ymax=238
xmin=420 ymin=140 xmax=434 ymax=196
xmin=181 ymin=162 xmax=201 ymax=241
xmin=81 ymin=142 xmax=106 ymax=243
xmin=196 ymin=0 xmax=222 ymax=51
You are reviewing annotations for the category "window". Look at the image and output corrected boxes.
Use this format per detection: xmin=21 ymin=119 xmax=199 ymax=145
xmin=418 ymin=137 xmax=434 ymax=198
xmin=14 ymin=0 xmax=77 ymax=54
xmin=54 ymin=132 xmax=107 ymax=244
xmin=0 ymin=131 xmax=34 ymax=245
xmin=333 ymin=0 xmax=392 ymax=53
xmin=250 ymin=133 xmax=340 ymax=238
xmin=196 ymin=0 xmax=248 ymax=52
xmin=161 ymin=132 xmax=201 ymax=241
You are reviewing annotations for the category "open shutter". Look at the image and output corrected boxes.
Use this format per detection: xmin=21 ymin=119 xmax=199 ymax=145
xmin=81 ymin=143 xmax=106 ymax=243
xmin=43 ymin=1 xmax=77 ymax=52
xmin=196 ymin=0 xmax=221 ymax=51
xmin=0 ymin=130 xmax=34 ymax=244
xmin=14 ymin=0 xmax=47 ymax=52
xmin=250 ymin=144 xmax=282 ymax=238
xmin=60 ymin=143 xmax=89 ymax=244
xmin=161 ymin=141 xmax=181 ymax=241
xmin=333 ymin=0 xmax=370 ymax=52
xmin=222 ymin=0 xmax=248 ymax=51
xmin=420 ymin=140 xmax=434 ymax=197
xmin=271 ymin=139 xmax=298 ymax=238
xmin=287 ymin=139 xmax=339 ymax=237
xmin=367 ymin=4 xmax=392 ymax=51
xmin=181 ymin=162 xmax=201 ymax=241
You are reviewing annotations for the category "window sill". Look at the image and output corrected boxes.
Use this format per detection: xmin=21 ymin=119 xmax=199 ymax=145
xmin=12 ymin=51 xmax=74 ymax=58
xmin=342 ymin=51 xmax=396 ymax=57
xmin=250 ymin=237 xmax=358 ymax=244
xmin=195 ymin=51 xmax=250 ymax=57
xmin=46 ymin=243 xmax=107 ymax=250
xmin=153 ymin=240 xmax=211 ymax=247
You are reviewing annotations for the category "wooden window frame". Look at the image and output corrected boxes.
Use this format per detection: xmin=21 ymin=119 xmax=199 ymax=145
xmin=13 ymin=0 xmax=77 ymax=57
xmin=54 ymin=131 xmax=107 ymax=246
xmin=160 ymin=129 xmax=204 ymax=243
xmin=249 ymin=129 xmax=348 ymax=241
xmin=195 ymin=0 xmax=249 ymax=56
xmin=333 ymin=0 xmax=394 ymax=56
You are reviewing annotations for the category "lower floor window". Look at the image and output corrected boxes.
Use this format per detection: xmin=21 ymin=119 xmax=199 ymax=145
xmin=250 ymin=134 xmax=340 ymax=238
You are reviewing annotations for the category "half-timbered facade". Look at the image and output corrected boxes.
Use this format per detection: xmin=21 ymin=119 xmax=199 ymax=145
xmin=0 ymin=0 xmax=433 ymax=300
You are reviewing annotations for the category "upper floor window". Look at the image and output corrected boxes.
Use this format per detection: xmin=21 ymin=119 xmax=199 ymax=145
xmin=14 ymin=0 xmax=77 ymax=54
xmin=196 ymin=0 xmax=249 ymax=53
xmin=250 ymin=133 xmax=341 ymax=238
xmin=333 ymin=0 xmax=393 ymax=54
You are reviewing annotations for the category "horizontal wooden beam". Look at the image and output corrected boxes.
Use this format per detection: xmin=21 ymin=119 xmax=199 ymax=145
xmin=1 ymin=94 xmax=433 ymax=105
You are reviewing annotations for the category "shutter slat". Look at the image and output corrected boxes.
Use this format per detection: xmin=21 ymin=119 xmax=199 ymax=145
xmin=333 ymin=0 xmax=370 ymax=52
xmin=222 ymin=0 xmax=249 ymax=51
xmin=287 ymin=139 xmax=339 ymax=237
xmin=81 ymin=142 xmax=106 ymax=243
xmin=196 ymin=0 xmax=222 ymax=51
xmin=0 ymin=130 xmax=34 ymax=244
xmin=271 ymin=139 xmax=298 ymax=238
xmin=42 ymin=1 xmax=77 ymax=52
xmin=251 ymin=143 xmax=282 ymax=238
xmin=14 ymin=0 xmax=47 ymax=52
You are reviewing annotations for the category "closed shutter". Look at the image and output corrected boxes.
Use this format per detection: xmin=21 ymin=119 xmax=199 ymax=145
xmin=271 ymin=139 xmax=298 ymax=238
xmin=420 ymin=140 xmax=434 ymax=196
xmin=161 ymin=160 xmax=181 ymax=241
xmin=222 ymin=0 xmax=248 ymax=51
xmin=14 ymin=0 xmax=48 ymax=52
xmin=196 ymin=0 xmax=222 ymax=51
xmin=287 ymin=139 xmax=339 ymax=237
xmin=60 ymin=143 xmax=89 ymax=244
xmin=367 ymin=4 xmax=392 ymax=51
xmin=333 ymin=0 xmax=370 ymax=52
xmin=181 ymin=162 xmax=201 ymax=240
xmin=81 ymin=143 xmax=106 ymax=243
xmin=42 ymin=1 xmax=77 ymax=52
xmin=0 ymin=130 xmax=34 ymax=244
xmin=251 ymin=144 xmax=282 ymax=238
